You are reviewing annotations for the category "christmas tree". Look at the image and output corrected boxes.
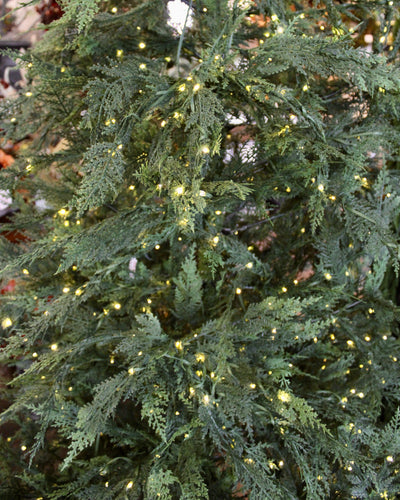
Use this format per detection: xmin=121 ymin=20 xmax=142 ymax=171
xmin=1 ymin=0 xmax=400 ymax=498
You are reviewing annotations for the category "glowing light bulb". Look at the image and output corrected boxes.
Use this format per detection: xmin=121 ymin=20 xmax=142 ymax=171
xmin=246 ymin=262 xmax=253 ymax=269
xmin=175 ymin=186 xmax=184 ymax=195
xmin=139 ymin=42 xmax=146 ymax=49
xmin=128 ymin=367 xmax=135 ymax=375
xmin=249 ymin=383 xmax=256 ymax=389
xmin=236 ymin=288 xmax=242 ymax=295
xmin=175 ymin=341 xmax=183 ymax=350
xmin=213 ymin=236 xmax=219 ymax=244
xmin=2 ymin=318 xmax=12 ymax=329
xmin=116 ymin=49 xmax=123 ymax=57
xmin=318 ymin=184 xmax=325 ymax=192
xmin=201 ymin=145 xmax=210 ymax=154
xmin=278 ymin=391 xmax=291 ymax=402
xmin=196 ymin=353 xmax=206 ymax=363
xmin=126 ymin=481 xmax=134 ymax=489
xmin=114 ymin=303 xmax=121 ymax=310
xmin=139 ymin=63 xmax=146 ymax=70
xmin=50 ymin=344 xmax=58 ymax=351
xmin=193 ymin=83 xmax=201 ymax=92
xmin=325 ymin=273 xmax=332 ymax=280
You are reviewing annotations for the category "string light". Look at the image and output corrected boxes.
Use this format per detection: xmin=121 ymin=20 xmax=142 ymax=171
xmin=324 ymin=273 xmax=332 ymax=280
xmin=126 ymin=481 xmax=134 ymax=489
xmin=246 ymin=262 xmax=253 ymax=269
xmin=201 ymin=145 xmax=210 ymax=154
xmin=128 ymin=367 xmax=135 ymax=375
xmin=249 ymin=383 xmax=256 ymax=389
xmin=175 ymin=341 xmax=183 ymax=350
xmin=22 ymin=269 xmax=29 ymax=275
xmin=196 ymin=353 xmax=206 ymax=362
xmin=212 ymin=236 xmax=219 ymax=245
xmin=318 ymin=184 xmax=324 ymax=192
xmin=63 ymin=287 xmax=70 ymax=293
xmin=236 ymin=288 xmax=242 ymax=295
xmin=278 ymin=391 xmax=291 ymax=402
xmin=1 ymin=318 xmax=12 ymax=328
xmin=193 ymin=83 xmax=201 ymax=92
xmin=111 ymin=7 xmax=118 ymax=13
xmin=175 ymin=186 xmax=184 ymax=195
xmin=139 ymin=42 xmax=146 ymax=49
xmin=51 ymin=344 xmax=58 ymax=351
xmin=116 ymin=49 xmax=123 ymax=57
xmin=178 ymin=84 xmax=186 ymax=92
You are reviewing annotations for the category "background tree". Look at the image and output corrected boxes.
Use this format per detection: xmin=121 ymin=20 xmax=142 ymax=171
xmin=1 ymin=0 xmax=400 ymax=498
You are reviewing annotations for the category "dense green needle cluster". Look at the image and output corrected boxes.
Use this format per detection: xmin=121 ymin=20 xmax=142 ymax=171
xmin=1 ymin=0 xmax=400 ymax=498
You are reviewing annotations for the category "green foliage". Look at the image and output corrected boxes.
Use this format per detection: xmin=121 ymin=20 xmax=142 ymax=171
xmin=1 ymin=0 xmax=400 ymax=499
